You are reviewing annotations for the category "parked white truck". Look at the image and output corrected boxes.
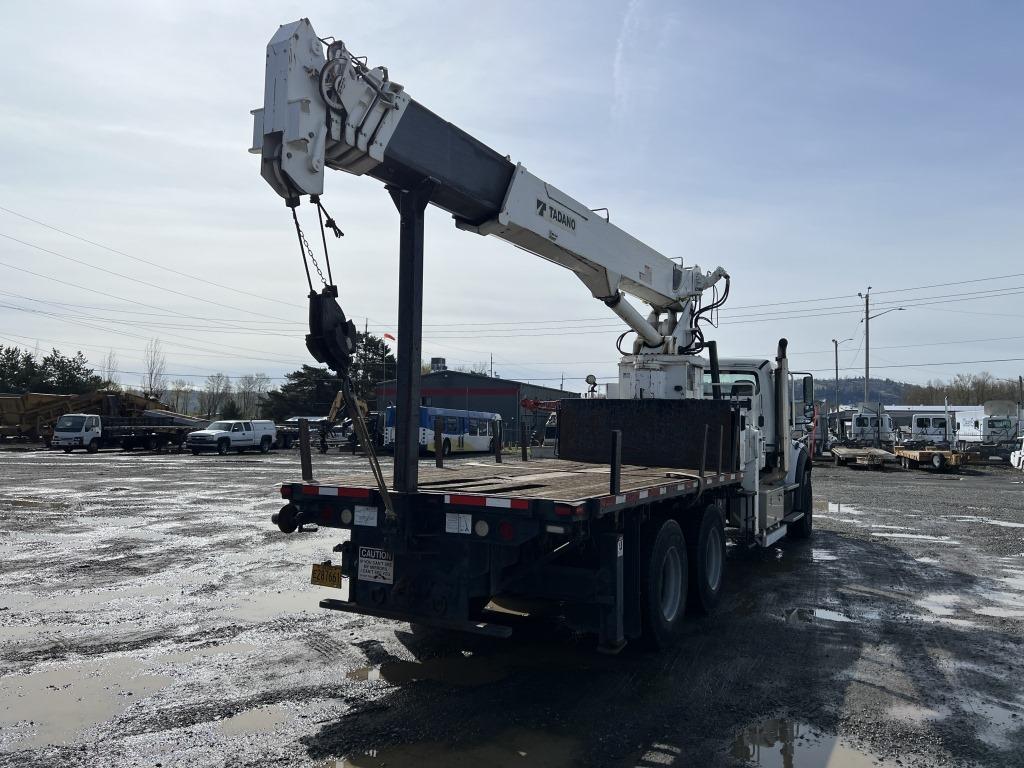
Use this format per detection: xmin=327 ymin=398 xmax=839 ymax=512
xmin=51 ymin=413 xmax=204 ymax=453
xmin=848 ymin=405 xmax=896 ymax=445
xmin=186 ymin=420 xmax=276 ymax=455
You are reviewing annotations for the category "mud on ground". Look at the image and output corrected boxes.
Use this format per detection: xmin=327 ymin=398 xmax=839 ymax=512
xmin=1 ymin=449 xmax=1022 ymax=767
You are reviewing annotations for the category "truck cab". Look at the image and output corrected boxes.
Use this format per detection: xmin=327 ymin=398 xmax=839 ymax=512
xmin=912 ymin=414 xmax=953 ymax=444
xmin=187 ymin=420 xmax=276 ymax=455
xmin=848 ymin=408 xmax=895 ymax=445
xmin=51 ymin=413 xmax=102 ymax=453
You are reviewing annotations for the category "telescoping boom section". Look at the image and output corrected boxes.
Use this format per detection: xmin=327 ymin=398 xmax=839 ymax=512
xmin=253 ymin=20 xmax=814 ymax=650
xmin=251 ymin=19 xmax=727 ymax=356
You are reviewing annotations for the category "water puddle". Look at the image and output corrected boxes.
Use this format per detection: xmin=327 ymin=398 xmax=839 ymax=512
xmin=999 ymin=573 xmax=1024 ymax=591
xmin=871 ymin=533 xmax=960 ymax=544
xmin=223 ymin=588 xmax=327 ymax=621
xmin=916 ymin=593 xmax=960 ymax=616
xmin=888 ymin=702 xmax=949 ymax=724
xmin=973 ymin=606 xmax=1024 ymax=619
xmin=963 ymin=695 xmax=1024 ymax=748
xmin=785 ymin=608 xmax=854 ymax=624
xmin=348 ymin=653 xmax=512 ymax=687
xmin=324 ymin=726 xmax=579 ymax=767
xmin=155 ymin=641 xmax=259 ymax=664
xmin=218 ymin=704 xmax=290 ymax=736
xmin=813 ymin=501 xmax=865 ymax=517
xmin=731 ymin=719 xmax=892 ymax=767
xmin=0 ymin=658 xmax=171 ymax=749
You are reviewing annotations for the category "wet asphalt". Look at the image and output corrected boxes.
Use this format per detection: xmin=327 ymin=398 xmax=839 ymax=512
xmin=0 ymin=447 xmax=1022 ymax=767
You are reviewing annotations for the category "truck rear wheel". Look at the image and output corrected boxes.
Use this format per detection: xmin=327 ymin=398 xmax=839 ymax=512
xmin=191 ymin=448 xmax=201 ymax=456
xmin=86 ymin=438 xmax=99 ymax=454
xmin=640 ymin=518 xmax=687 ymax=649
xmin=686 ymin=505 xmax=725 ymax=615
xmin=260 ymin=436 xmax=271 ymax=454
xmin=63 ymin=447 xmax=73 ymax=454
xmin=217 ymin=439 xmax=229 ymax=455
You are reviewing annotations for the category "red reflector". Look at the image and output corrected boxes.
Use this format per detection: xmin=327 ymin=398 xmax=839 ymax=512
xmin=280 ymin=485 xmax=292 ymax=498
xmin=450 ymin=494 xmax=486 ymax=507
xmin=555 ymin=505 xmax=573 ymax=517
xmin=498 ymin=521 xmax=515 ymax=541
xmin=337 ymin=487 xmax=371 ymax=498
xmin=301 ymin=485 xmax=319 ymax=496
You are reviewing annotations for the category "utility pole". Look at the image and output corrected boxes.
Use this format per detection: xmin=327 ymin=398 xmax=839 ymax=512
xmin=862 ymin=288 xmax=870 ymax=406
xmin=560 ymin=372 xmax=564 ymax=391
xmin=490 ymin=353 xmax=493 ymax=378
xmin=832 ymin=337 xmax=852 ymax=414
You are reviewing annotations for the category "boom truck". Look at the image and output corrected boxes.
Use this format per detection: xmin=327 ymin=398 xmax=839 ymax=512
xmin=252 ymin=19 xmax=813 ymax=650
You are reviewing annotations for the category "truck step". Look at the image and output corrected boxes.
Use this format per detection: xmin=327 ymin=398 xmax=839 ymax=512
xmin=319 ymin=599 xmax=514 ymax=638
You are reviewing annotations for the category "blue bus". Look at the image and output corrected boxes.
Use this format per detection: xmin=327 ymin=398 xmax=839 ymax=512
xmin=383 ymin=406 xmax=501 ymax=455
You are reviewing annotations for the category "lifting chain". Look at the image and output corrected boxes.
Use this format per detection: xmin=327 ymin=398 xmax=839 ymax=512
xmin=290 ymin=205 xmax=328 ymax=290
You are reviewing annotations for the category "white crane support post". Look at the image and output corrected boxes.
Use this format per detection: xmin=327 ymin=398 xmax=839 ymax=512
xmin=251 ymin=20 xmax=729 ymax=397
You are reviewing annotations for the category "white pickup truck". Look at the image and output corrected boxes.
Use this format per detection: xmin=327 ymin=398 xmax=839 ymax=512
xmin=186 ymin=420 xmax=276 ymax=455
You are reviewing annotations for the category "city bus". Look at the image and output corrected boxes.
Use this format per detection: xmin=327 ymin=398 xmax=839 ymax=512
xmin=383 ymin=406 xmax=501 ymax=455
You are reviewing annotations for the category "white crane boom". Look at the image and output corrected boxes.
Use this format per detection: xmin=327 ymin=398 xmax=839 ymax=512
xmin=251 ymin=19 xmax=728 ymax=358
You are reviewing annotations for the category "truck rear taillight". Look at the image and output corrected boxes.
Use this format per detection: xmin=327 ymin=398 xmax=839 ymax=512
xmin=280 ymin=485 xmax=292 ymax=498
xmin=498 ymin=521 xmax=515 ymax=542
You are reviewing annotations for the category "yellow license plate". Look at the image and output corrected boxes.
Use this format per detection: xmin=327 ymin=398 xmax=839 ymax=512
xmin=310 ymin=562 xmax=344 ymax=589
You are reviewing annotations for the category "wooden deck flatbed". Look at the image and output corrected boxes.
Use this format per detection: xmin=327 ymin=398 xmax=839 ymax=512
xmin=272 ymin=457 xmax=752 ymax=650
xmin=831 ymin=446 xmax=895 ymax=469
xmin=293 ymin=458 xmax=742 ymax=517
xmin=894 ymin=447 xmax=968 ymax=471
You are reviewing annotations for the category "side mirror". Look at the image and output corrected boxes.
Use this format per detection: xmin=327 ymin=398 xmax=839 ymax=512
xmin=802 ymin=375 xmax=814 ymax=403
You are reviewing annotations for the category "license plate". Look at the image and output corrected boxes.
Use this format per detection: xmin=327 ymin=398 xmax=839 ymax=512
xmin=310 ymin=562 xmax=344 ymax=589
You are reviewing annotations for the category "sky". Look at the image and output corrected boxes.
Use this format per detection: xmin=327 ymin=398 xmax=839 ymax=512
xmin=1 ymin=0 xmax=1022 ymax=395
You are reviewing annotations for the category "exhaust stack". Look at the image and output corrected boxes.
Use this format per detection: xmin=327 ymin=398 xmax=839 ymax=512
xmin=775 ymin=338 xmax=791 ymax=473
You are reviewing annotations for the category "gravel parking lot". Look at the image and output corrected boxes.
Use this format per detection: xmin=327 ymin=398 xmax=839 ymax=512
xmin=1 ymin=448 xmax=1022 ymax=767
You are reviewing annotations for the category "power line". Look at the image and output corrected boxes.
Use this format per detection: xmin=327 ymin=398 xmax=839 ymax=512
xmin=806 ymin=357 xmax=1024 ymax=374
xmin=0 ymin=204 xmax=305 ymax=310
xmin=0 ymin=232 xmax=303 ymax=325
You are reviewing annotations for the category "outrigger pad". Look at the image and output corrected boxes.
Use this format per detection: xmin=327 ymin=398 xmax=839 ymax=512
xmin=306 ymin=286 xmax=358 ymax=374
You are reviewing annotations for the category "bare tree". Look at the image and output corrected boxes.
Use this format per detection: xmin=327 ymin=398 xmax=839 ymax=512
xmin=142 ymin=338 xmax=167 ymax=400
xmin=167 ymin=378 xmax=193 ymax=414
xmin=198 ymin=373 xmax=232 ymax=417
xmin=235 ymin=373 xmax=271 ymax=418
xmin=101 ymin=349 xmax=120 ymax=389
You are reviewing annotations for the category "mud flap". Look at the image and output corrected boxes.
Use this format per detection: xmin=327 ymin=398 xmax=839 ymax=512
xmin=306 ymin=285 xmax=358 ymax=374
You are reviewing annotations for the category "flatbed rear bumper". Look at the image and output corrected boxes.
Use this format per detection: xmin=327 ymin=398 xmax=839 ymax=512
xmin=319 ymin=597 xmax=513 ymax=638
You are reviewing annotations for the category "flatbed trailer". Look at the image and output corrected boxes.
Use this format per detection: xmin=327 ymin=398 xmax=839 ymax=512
xmin=831 ymin=446 xmax=895 ymax=469
xmin=272 ymin=457 xmax=810 ymax=651
xmin=894 ymin=446 xmax=968 ymax=471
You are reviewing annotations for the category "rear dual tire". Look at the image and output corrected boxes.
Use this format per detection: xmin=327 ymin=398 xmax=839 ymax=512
xmin=641 ymin=519 xmax=688 ymax=649
xmin=685 ymin=505 xmax=726 ymax=615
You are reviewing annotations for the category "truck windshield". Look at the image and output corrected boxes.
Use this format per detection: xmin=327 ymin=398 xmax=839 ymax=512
xmin=55 ymin=415 xmax=87 ymax=431
xmin=207 ymin=421 xmax=234 ymax=431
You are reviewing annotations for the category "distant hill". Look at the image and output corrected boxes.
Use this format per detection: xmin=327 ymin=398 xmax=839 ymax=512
xmin=814 ymin=377 xmax=908 ymax=407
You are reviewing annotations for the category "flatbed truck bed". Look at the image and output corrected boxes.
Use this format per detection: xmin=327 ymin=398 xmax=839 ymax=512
xmin=831 ymin=446 xmax=895 ymax=469
xmin=894 ymin=446 xmax=968 ymax=471
xmin=272 ymin=457 xmax=808 ymax=651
